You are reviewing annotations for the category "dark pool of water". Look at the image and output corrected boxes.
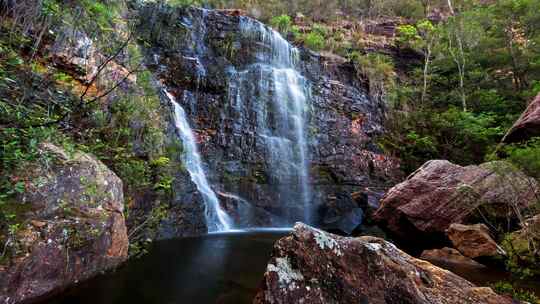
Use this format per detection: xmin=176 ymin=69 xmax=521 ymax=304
xmin=46 ymin=230 xmax=540 ymax=304
xmin=46 ymin=230 xmax=287 ymax=304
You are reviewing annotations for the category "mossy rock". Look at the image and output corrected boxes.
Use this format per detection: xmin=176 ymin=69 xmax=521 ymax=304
xmin=0 ymin=143 xmax=128 ymax=304
xmin=502 ymin=215 xmax=540 ymax=278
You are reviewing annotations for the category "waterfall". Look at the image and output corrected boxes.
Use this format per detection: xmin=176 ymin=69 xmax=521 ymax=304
xmin=163 ymin=9 xmax=313 ymax=231
xmin=229 ymin=18 xmax=312 ymax=224
xmin=165 ymin=90 xmax=233 ymax=232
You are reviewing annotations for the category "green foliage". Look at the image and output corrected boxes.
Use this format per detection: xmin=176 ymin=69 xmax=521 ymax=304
xmin=117 ymin=160 xmax=151 ymax=191
xmin=380 ymin=107 xmax=503 ymax=173
xmin=302 ymin=31 xmax=325 ymax=51
xmin=350 ymin=52 xmax=396 ymax=99
xmin=194 ymin=0 xmax=429 ymax=22
xmin=492 ymin=281 xmax=540 ymax=303
xmin=270 ymin=15 xmax=293 ymax=34
xmin=532 ymin=80 xmax=540 ymax=96
xmin=0 ymin=127 xmax=59 ymax=205
xmin=41 ymin=0 xmax=61 ymax=17
xmin=310 ymin=23 xmax=328 ymax=37
xmin=504 ymin=137 xmax=540 ymax=179
xmin=150 ymin=157 xmax=175 ymax=195
xmin=167 ymin=0 xmax=204 ymax=7
xmin=397 ymin=24 xmax=420 ymax=45
xmin=80 ymin=0 xmax=118 ymax=30
xmin=1 ymin=3 xmax=173 ymax=252
xmin=397 ymin=20 xmax=437 ymax=54
xmin=128 ymin=203 xmax=170 ymax=258
xmin=381 ymin=0 xmax=540 ymax=173
xmin=503 ymin=244 xmax=538 ymax=279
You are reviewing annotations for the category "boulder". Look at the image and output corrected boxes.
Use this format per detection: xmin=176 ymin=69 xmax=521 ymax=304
xmin=421 ymin=247 xmax=487 ymax=269
xmin=254 ymin=223 xmax=516 ymax=304
xmin=503 ymin=93 xmax=540 ymax=144
xmin=0 ymin=143 xmax=128 ymax=304
xmin=374 ymin=160 xmax=538 ymax=242
xmin=446 ymin=223 xmax=505 ymax=258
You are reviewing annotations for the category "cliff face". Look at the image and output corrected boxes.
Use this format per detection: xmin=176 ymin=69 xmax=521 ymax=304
xmin=1 ymin=0 xmax=401 ymax=253
xmin=135 ymin=5 xmax=401 ymax=236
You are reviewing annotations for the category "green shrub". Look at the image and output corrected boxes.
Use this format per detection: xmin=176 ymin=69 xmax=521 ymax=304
xmin=167 ymin=0 xmax=203 ymax=7
xmin=270 ymin=15 xmax=293 ymax=33
xmin=492 ymin=281 xmax=540 ymax=303
xmin=116 ymin=159 xmax=151 ymax=191
xmin=303 ymin=32 xmax=325 ymax=51
xmin=397 ymin=24 xmax=420 ymax=47
xmin=504 ymin=137 xmax=540 ymax=179
xmin=311 ymin=23 xmax=328 ymax=37
xmin=379 ymin=107 xmax=503 ymax=173
xmin=501 ymin=235 xmax=540 ymax=279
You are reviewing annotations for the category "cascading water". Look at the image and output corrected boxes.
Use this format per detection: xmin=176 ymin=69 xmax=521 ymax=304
xmin=228 ymin=18 xmax=313 ymax=224
xmin=165 ymin=90 xmax=233 ymax=232
xmin=164 ymin=9 xmax=313 ymax=231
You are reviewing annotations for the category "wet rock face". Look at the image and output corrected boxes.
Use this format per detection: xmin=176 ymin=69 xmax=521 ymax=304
xmin=137 ymin=5 xmax=401 ymax=233
xmin=503 ymin=93 xmax=540 ymax=144
xmin=0 ymin=143 xmax=128 ymax=304
xmin=157 ymin=103 xmax=208 ymax=238
xmin=374 ymin=160 xmax=538 ymax=243
xmin=446 ymin=223 xmax=505 ymax=259
xmin=254 ymin=223 xmax=515 ymax=304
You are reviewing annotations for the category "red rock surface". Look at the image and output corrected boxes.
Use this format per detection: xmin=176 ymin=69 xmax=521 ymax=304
xmin=254 ymin=223 xmax=516 ymax=304
xmin=373 ymin=160 xmax=538 ymax=240
xmin=503 ymin=93 xmax=540 ymax=143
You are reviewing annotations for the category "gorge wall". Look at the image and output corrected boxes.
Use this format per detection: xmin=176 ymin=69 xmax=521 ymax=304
xmin=135 ymin=4 xmax=401 ymax=237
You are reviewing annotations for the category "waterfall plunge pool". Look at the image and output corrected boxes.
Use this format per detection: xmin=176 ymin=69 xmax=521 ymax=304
xmin=44 ymin=230 xmax=540 ymax=304
xmin=45 ymin=230 xmax=288 ymax=304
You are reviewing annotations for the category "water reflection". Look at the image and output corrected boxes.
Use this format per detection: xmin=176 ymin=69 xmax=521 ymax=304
xmin=47 ymin=231 xmax=285 ymax=304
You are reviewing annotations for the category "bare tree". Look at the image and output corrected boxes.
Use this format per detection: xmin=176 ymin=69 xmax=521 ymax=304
xmin=1 ymin=0 xmax=143 ymax=129
xmin=445 ymin=0 xmax=467 ymax=111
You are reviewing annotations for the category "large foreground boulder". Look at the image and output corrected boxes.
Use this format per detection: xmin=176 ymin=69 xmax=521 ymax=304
xmin=254 ymin=223 xmax=516 ymax=304
xmin=374 ymin=160 xmax=538 ymax=242
xmin=0 ymin=143 xmax=128 ymax=304
xmin=503 ymin=93 xmax=540 ymax=144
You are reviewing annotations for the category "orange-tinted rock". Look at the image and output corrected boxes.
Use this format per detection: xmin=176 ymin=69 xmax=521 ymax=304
xmin=446 ymin=223 xmax=505 ymax=258
xmin=254 ymin=223 xmax=517 ymax=304
xmin=421 ymin=247 xmax=486 ymax=268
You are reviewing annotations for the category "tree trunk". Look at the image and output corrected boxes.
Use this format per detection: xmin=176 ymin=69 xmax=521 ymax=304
xmin=422 ymin=44 xmax=431 ymax=106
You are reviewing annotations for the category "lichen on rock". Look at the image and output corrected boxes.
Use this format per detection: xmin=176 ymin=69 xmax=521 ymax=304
xmin=312 ymin=225 xmax=343 ymax=256
xmin=0 ymin=143 xmax=128 ymax=304
xmin=267 ymin=257 xmax=305 ymax=289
